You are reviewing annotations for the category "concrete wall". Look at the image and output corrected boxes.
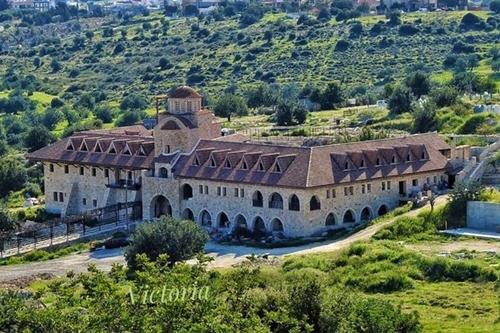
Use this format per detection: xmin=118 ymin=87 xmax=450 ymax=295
xmin=467 ymin=201 xmax=500 ymax=232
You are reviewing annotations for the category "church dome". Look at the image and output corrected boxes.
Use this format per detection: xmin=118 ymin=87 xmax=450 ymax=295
xmin=169 ymin=86 xmax=202 ymax=99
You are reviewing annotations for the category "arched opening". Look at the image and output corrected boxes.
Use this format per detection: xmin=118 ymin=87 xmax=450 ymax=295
xmin=360 ymin=207 xmax=372 ymax=222
xmin=235 ymin=214 xmax=248 ymax=229
xmin=159 ymin=167 xmax=168 ymax=178
xmin=162 ymin=120 xmax=181 ymax=130
xmin=199 ymin=210 xmax=212 ymax=227
xmin=217 ymin=212 xmax=230 ymax=229
xmin=252 ymin=191 xmax=263 ymax=207
xmin=182 ymin=208 xmax=194 ymax=221
xmin=269 ymin=192 xmax=283 ymax=209
xmin=288 ymin=194 xmax=300 ymax=211
xmin=271 ymin=218 xmax=284 ymax=232
xmin=378 ymin=204 xmax=388 ymax=216
xmin=343 ymin=210 xmax=356 ymax=224
xmin=182 ymin=184 xmax=193 ymax=200
xmin=309 ymin=195 xmax=321 ymax=211
xmin=325 ymin=213 xmax=336 ymax=227
xmin=253 ymin=216 xmax=266 ymax=236
xmin=151 ymin=195 xmax=172 ymax=218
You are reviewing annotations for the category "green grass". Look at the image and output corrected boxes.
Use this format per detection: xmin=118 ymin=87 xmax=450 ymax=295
xmin=0 ymin=242 xmax=92 ymax=266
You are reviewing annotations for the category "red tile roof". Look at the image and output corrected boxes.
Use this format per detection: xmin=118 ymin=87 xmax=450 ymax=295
xmin=173 ymin=133 xmax=451 ymax=188
xmin=168 ymin=86 xmax=202 ymax=99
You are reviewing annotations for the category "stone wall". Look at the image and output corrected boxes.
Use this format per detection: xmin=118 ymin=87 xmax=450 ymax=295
xmin=467 ymin=201 xmax=500 ymax=232
xmin=141 ymin=169 xmax=445 ymax=237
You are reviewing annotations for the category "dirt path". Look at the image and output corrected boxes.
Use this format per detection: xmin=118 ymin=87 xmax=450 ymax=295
xmin=0 ymin=196 xmax=455 ymax=283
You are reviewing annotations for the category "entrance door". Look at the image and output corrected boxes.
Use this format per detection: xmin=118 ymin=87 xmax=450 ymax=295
xmin=399 ymin=181 xmax=406 ymax=196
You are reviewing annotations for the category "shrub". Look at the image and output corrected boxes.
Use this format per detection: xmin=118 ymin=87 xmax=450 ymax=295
xmin=125 ymin=216 xmax=208 ymax=269
xmin=334 ymin=39 xmax=349 ymax=52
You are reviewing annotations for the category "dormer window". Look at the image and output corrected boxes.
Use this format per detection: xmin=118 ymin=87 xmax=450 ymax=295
xmin=67 ymin=142 xmax=74 ymax=151
xmin=344 ymin=162 xmax=349 ymax=170
xmin=241 ymin=160 xmax=248 ymax=170
xmin=257 ymin=161 xmax=265 ymax=172
xmin=273 ymin=163 xmax=282 ymax=173
xmin=224 ymin=159 xmax=231 ymax=168
xmin=138 ymin=147 xmax=146 ymax=156
xmin=421 ymin=151 xmax=426 ymax=160
xmin=109 ymin=145 xmax=116 ymax=154
xmin=95 ymin=144 xmax=102 ymax=153
xmin=391 ymin=155 xmax=396 ymax=164
xmin=360 ymin=160 xmax=365 ymax=168
xmin=375 ymin=158 xmax=381 ymax=166
xmin=209 ymin=157 xmax=216 ymax=168
xmin=406 ymin=154 xmax=411 ymax=162
xmin=193 ymin=156 xmax=200 ymax=166
xmin=80 ymin=142 xmax=88 ymax=151
xmin=123 ymin=146 xmax=131 ymax=155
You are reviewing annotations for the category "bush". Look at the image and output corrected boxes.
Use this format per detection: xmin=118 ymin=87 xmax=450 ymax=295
xmin=125 ymin=216 xmax=208 ymax=269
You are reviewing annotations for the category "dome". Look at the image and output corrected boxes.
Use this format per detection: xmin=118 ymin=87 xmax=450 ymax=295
xmin=168 ymin=86 xmax=202 ymax=99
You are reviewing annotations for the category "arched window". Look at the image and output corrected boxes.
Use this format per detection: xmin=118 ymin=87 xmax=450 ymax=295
xmin=343 ymin=210 xmax=356 ymax=223
xmin=235 ymin=214 xmax=248 ymax=230
xmin=218 ymin=212 xmax=230 ymax=229
xmin=288 ymin=194 xmax=300 ymax=211
xmin=182 ymin=208 xmax=194 ymax=221
xmin=309 ymin=196 xmax=321 ymax=211
xmin=182 ymin=184 xmax=193 ymax=200
xmin=253 ymin=217 xmax=266 ymax=235
xmin=271 ymin=218 xmax=284 ymax=232
xmin=269 ymin=193 xmax=283 ymax=209
xmin=152 ymin=195 xmax=172 ymax=218
xmin=378 ymin=205 xmax=388 ymax=216
xmin=159 ymin=167 xmax=168 ymax=178
xmin=252 ymin=191 xmax=263 ymax=207
xmin=360 ymin=207 xmax=372 ymax=222
xmin=200 ymin=210 xmax=212 ymax=227
xmin=325 ymin=213 xmax=336 ymax=226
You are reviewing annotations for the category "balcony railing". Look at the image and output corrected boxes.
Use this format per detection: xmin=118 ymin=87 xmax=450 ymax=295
xmin=106 ymin=179 xmax=141 ymax=190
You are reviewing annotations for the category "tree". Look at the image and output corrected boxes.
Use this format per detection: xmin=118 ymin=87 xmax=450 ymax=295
xmin=42 ymin=108 xmax=64 ymax=130
xmin=24 ymin=126 xmax=54 ymax=152
xmin=158 ymin=57 xmax=170 ymax=70
xmin=125 ymin=216 xmax=208 ymax=270
xmin=0 ymin=0 xmax=9 ymax=11
xmin=412 ymin=101 xmax=438 ymax=133
xmin=405 ymin=71 xmax=430 ymax=98
xmin=444 ymin=181 xmax=483 ymax=228
xmin=120 ymin=94 xmax=148 ymax=111
xmin=50 ymin=97 xmax=64 ymax=108
xmin=213 ymin=94 xmax=248 ymax=121
xmin=388 ymin=85 xmax=414 ymax=116
xmin=94 ymin=107 xmax=113 ymax=123
xmin=274 ymin=100 xmax=308 ymax=126
xmin=0 ymin=155 xmax=27 ymax=198
xmin=430 ymin=86 xmax=458 ymax=108
xmin=50 ymin=59 xmax=61 ymax=72
xmin=318 ymin=82 xmax=344 ymax=109
xmin=491 ymin=0 xmax=500 ymax=14
xmin=263 ymin=30 xmax=273 ymax=44
xmin=0 ymin=209 xmax=16 ymax=232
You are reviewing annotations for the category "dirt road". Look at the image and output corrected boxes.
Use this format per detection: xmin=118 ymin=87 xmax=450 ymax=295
xmin=0 ymin=195 xmax=458 ymax=283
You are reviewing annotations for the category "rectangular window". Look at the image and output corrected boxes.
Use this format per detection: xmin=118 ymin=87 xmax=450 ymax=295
xmin=199 ymin=185 xmax=203 ymax=194
xmin=349 ymin=186 xmax=354 ymax=196
xmin=83 ymin=198 xmax=87 ymax=205
xmin=361 ymin=184 xmax=366 ymax=194
xmin=204 ymin=185 xmax=208 ymax=194
xmin=92 ymin=168 xmax=97 ymax=177
xmin=53 ymin=192 xmax=58 ymax=202
xmin=433 ymin=176 xmax=437 ymax=184
xmin=412 ymin=179 xmax=418 ymax=186
xmin=382 ymin=182 xmax=386 ymax=191
xmin=217 ymin=186 xmax=221 ymax=196
xmin=326 ymin=189 xmax=330 ymax=199
xmin=49 ymin=164 xmax=54 ymax=172
xmin=387 ymin=181 xmax=391 ymax=190
xmin=64 ymin=165 xmax=69 ymax=174
xmin=332 ymin=188 xmax=336 ymax=198
xmin=240 ymin=188 xmax=244 ymax=197
xmin=234 ymin=188 xmax=239 ymax=197
xmin=93 ymin=199 xmax=97 ymax=207
xmin=367 ymin=184 xmax=372 ymax=193
xmin=127 ymin=171 xmax=132 ymax=180
xmin=223 ymin=187 xmax=227 ymax=196
xmin=59 ymin=192 xmax=64 ymax=202
xmin=80 ymin=167 xmax=84 ymax=175
xmin=344 ymin=187 xmax=348 ymax=196
xmin=105 ymin=169 xmax=109 ymax=178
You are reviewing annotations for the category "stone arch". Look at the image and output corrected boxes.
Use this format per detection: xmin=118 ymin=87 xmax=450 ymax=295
xmin=360 ymin=207 xmax=373 ymax=222
xmin=378 ymin=204 xmax=388 ymax=216
xmin=253 ymin=216 xmax=266 ymax=233
xmin=268 ymin=192 xmax=283 ymax=209
xmin=343 ymin=209 xmax=356 ymax=224
xmin=159 ymin=167 xmax=168 ymax=178
xmin=271 ymin=218 xmax=284 ymax=232
xmin=161 ymin=119 xmax=182 ymax=130
xmin=234 ymin=214 xmax=248 ymax=230
xmin=309 ymin=195 xmax=321 ymax=211
xmin=325 ymin=213 xmax=336 ymax=227
xmin=199 ymin=209 xmax=212 ymax=227
xmin=182 ymin=208 xmax=194 ymax=221
xmin=151 ymin=195 xmax=172 ymax=218
xmin=181 ymin=183 xmax=193 ymax=200
xmin=252 ymin=190 xmax=263 ymax=207
xmin=288 ymin=194 xmax=300 ymax=211
xmin=217 ymin=212 xmax=230 ymax=229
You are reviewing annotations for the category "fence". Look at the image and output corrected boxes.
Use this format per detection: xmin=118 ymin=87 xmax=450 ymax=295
xmin=0 ymin=202 xmax=142 ymax=258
